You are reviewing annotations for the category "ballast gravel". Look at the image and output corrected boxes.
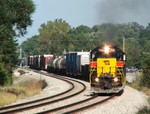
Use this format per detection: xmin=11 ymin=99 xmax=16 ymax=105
xmin=81 ymin=86 xmax=149 ymax=114
xmin=13 ymin=69 xmax=149 ymax=114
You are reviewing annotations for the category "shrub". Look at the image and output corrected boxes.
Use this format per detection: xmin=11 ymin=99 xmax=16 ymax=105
xmin=0 ymin=79 xmax=47 ymax=106
xmin=0 ymin=63 xmax=12 ymax=86
xmin=141 ymin=56 xmax=150 ymax=88
xmin=18 ymin=69 xmax=26 ymax=75
xmin=137 ymin=106 xmax=150 ymax=114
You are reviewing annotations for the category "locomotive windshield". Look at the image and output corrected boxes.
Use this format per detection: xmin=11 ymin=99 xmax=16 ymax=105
xmin=91 ymin=46 xmax=124 ymax=61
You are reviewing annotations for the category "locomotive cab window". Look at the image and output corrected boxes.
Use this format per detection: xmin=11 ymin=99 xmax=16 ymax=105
xmin=90 ymin=46 xmax=125 ymax=61
xmin=91 ymin=51 xmax=117 ymax=60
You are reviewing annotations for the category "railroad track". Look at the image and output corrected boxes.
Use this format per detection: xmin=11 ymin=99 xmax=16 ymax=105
xmin=37 ymin=94 xmax=115 ymax=114
xmin=35 ymin=71 xmax=116 ymax=114
xmin=0 ymin=71 xmax=87 ymax=114
xmin=0 ymin=70 xmax=116 ymax=114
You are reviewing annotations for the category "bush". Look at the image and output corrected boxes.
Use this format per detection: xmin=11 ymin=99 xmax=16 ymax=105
xmin=39 ymin=79 xmax=47 ymax=89
xmin=137 ymin=106 xmax=150 ymax=114
xmin=0 ymin=79 xmax=48 ymax=106
xmin=0 ymin=63 xmax=12 ymax=86
xmin=141 ymin=56 xmax=150 ymax=88
xmin=18 ymin=69 xmax=26 ymax=75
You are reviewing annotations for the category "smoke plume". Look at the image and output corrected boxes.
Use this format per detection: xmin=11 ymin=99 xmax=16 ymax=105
xmin=98 ymin=0 xmax=150 ymax=26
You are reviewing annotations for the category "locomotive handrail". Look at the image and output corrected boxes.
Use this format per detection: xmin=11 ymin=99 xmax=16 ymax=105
xmin=116 ymin=67 xmax=124 ymax=78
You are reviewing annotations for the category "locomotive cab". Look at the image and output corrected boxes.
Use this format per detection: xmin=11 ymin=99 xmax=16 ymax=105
xmin=90 ymin=45 xmax=126 ymax=93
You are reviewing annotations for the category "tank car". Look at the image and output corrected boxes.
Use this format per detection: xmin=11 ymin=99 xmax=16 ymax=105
xmin=52 ymin=57 xmax=59 ymax=71
xmin=47 ymin=56 xmax=55 ymax=72
xmin=90 ymin=45 xmax=126 ymax=93
xmin=55 ymin=56 xmax=66 ymax=73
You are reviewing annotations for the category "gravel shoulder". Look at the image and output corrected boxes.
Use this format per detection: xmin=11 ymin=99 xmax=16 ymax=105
xmin=81 ymin=86 xmax=149 ymax=114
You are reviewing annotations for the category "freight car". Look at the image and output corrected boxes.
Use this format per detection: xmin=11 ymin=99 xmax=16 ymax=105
xmin=47 ymin=56 xmax=66 ymax=73
xmin=28 ymin=55 xmax=34 ymax=68
xmin=47 ymin=51 xmax=90 ymax=78
xmin=65 ymin=51 xmax=90 ymax=79
xmin=28 ymin=54 xmax=53 ymax=70
xmin=40 ymin=54 xmax=53 ymax=70
xmin=90 ymin=45 xmax=126 ymax=93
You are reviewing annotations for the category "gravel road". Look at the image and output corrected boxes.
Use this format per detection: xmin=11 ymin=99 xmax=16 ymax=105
xmin=13 ymin=69 xmax=149 ymax=114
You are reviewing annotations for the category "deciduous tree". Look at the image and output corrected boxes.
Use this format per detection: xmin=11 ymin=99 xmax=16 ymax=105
xmin=0 ymin=0 xmax=35 ymax=85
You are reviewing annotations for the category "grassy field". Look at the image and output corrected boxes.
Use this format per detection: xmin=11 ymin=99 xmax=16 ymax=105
xmin=0 ymin=69 xmax=47 ymax=107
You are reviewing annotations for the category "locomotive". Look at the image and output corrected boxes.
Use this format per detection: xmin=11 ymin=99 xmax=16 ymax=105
xmin=27 ymin=45 xmax=126 ymax=94
xmin=90 ymin=45 xmax=126 ymax=93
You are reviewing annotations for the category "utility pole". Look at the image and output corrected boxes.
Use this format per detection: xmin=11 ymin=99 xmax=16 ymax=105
xmin=19 ymin=46 xmax=22 ymax=69
xmin=123 ymin=37 xmax=125 ymax=52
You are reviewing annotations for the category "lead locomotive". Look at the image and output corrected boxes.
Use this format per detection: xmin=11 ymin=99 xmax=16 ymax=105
xmin=90 ymin=45 xmax=126 ymax=93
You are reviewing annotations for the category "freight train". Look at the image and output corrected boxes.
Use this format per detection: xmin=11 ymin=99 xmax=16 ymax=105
xmin=27 ymin=45 xmax=126 ymax=94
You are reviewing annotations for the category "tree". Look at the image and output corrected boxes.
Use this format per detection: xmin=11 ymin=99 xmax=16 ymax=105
xmin=0 ymin=0 xmax=35 ymax=85
xmin=141 ymin=55 xmax=150 ymax=87
xmin=0 ymin=0 xmax=35 ymax=35
xmin=38 ymin=19 xmax=70 ymax=55
xmin=22 ymin=35 xmax=39 ymax=55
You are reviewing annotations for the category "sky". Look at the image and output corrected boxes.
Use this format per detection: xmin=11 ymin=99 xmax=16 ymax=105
xmin=18 ymin=0 xmax=150 ymax=44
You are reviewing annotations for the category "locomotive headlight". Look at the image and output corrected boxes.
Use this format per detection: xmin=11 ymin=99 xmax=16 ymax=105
xmin=104 ymin=46 xmax=110 ymax=54
xmin=95 ymin=77 xmax=99 ymax=82
xmin=113 ymin=77 xmax=118 ymax=82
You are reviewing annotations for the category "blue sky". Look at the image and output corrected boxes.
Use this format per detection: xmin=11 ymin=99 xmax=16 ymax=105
xmin=18 ymin=0 xmax=150 ymax=44
xmin=18 ymin=0 xmax=101 ymax=44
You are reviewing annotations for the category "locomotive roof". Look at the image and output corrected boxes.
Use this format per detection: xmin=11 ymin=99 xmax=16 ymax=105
xmin=91 ymin=45 xmax=125 ymax=54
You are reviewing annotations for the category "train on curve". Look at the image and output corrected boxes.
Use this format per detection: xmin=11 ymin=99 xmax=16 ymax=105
xmin=28 ymin=45 xmax=126 ymax=94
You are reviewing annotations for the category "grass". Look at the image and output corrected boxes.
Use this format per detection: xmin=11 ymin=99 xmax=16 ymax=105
xmin=0 ymin=79 xmax=47 ymax=107
xmin=137 ymin=106 xmax=150 ymax=114
xmin=0 ymin=92 xmax=17 ymax=106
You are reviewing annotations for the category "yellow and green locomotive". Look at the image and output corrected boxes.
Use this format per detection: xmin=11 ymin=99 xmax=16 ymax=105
xmin=90 ymin=45 xmax=126 ymax=93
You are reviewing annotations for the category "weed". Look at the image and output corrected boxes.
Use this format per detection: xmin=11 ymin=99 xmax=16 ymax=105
xmin=0 ymin=79 xmax=47 ymax=106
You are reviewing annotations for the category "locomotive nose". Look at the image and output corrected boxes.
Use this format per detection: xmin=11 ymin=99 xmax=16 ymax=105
xmin=97 ymin=58 xmax=116 ymax=77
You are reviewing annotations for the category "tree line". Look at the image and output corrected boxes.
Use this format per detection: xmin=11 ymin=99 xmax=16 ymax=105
xmin=22 ymin=20 xmax=150 ymax=67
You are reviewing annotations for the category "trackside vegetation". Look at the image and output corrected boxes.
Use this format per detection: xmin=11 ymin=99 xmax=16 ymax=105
xmin=0 ymin=78 xmax=47 ymax=106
